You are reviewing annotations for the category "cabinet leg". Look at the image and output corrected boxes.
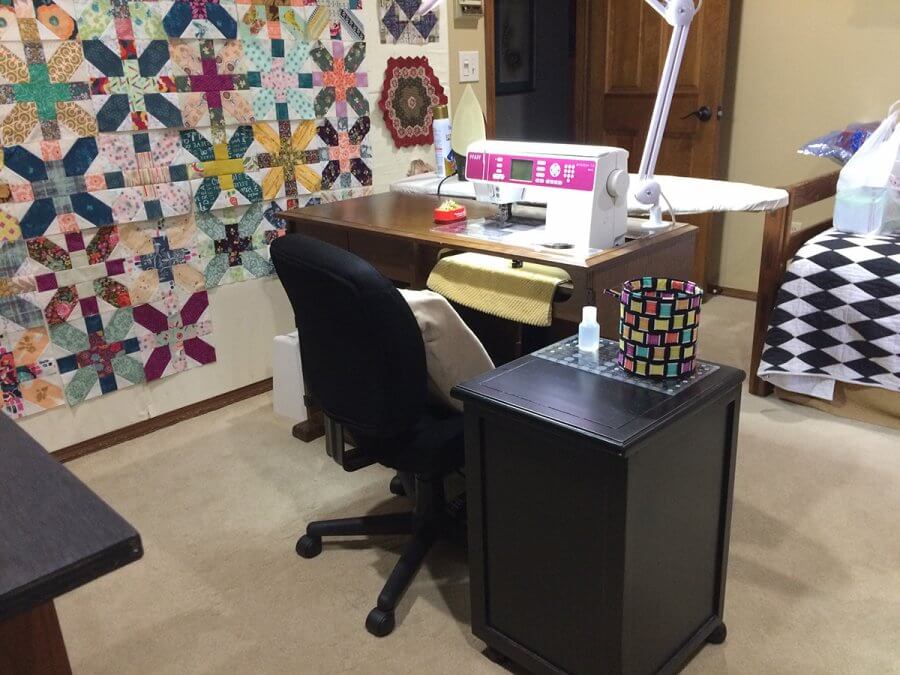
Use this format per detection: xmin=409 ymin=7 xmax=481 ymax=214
xmin=293 ymin=409 xmax=325 ymax=442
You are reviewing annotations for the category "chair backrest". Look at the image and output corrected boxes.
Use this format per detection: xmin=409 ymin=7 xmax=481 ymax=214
xmin=271 ymin=234 xmax=427 ymax=439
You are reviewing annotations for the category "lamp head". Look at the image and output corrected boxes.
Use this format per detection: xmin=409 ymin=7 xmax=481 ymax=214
xmin=416 ymin=0 xmax=442 ymax=15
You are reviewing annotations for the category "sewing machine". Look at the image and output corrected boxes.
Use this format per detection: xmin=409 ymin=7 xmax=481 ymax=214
xmin=464 ymin=140 xmax=630 ymax=250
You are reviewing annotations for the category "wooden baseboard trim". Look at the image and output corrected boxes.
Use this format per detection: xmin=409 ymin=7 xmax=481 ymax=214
xmin=709 ymin=285 xmax=758 ymax=302
xmin=52 ymin=378 xmax=274 ymax=464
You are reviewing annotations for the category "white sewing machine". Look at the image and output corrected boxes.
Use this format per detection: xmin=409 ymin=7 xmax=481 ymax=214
xmin=464 ymin=140 xmax=630 ymax=250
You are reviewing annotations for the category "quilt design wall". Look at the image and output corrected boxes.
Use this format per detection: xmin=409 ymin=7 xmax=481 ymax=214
xmin=0 ymin=0 xmax=373 ymax=420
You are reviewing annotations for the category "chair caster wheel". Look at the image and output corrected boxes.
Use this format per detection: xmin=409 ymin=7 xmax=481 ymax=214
xmin=707 ymin=622 xmax=727 ymax=644
xmin=365 ymin=607 xmax=395 ymax=637
xmin=389 ymin=475 xmax=406 ymax=497
xmin=296 ymin=534 xmax=322 ymax=559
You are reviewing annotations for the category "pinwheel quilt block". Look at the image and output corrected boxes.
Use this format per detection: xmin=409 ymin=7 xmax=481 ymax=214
xmin=50 ymin=307 xmax=146 ymax=405
xmin=378 ymin=0 xmax=440 ymax=45
xmin=0 ymin=39 xmax=96 ymax=145
xmin=308 ymin=39 xmax=368 ymax=119
xmin=195 ymin=202 xmax=278 ymax=286
xmin=0 ymin=326 xmax=65 ymax=419
xmin=83 ymin=37 xmax=182 ymax=131
xmin=251 ymin=119 xmax=323 ymax=200
xmin=317 ymin=116 xmax=372 ymax=191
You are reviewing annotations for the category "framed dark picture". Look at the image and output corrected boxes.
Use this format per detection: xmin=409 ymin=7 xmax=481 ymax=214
xmin=494 ymin=0 xmax=535 ymax=95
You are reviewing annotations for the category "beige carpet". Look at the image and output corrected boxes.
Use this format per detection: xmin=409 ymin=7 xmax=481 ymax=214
xmin=56 ymin=297 xmax=900 ymax=674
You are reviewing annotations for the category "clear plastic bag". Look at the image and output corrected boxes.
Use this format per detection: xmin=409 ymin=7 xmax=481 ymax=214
xmin=799 ymin=122 xmax=880 ymax=165
xmin=833 ymin=101 xmax=900 ymax=235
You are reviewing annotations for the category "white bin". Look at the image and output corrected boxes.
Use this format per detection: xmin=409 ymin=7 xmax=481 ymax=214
xmin=273 ymin=331 xmax=308 ymax=423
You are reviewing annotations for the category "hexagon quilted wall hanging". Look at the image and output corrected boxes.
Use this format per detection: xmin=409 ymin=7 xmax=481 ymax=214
xmin=378 ymin=55 xmax=446 ymax=148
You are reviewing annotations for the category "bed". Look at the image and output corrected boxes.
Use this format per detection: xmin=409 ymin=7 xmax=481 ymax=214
xmin=749 ymin=171 xmax=900 ymax=429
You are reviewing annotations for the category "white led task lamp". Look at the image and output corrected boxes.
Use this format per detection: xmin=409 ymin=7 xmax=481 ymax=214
xmin=635 ymin=0 xmax=701 ymax=231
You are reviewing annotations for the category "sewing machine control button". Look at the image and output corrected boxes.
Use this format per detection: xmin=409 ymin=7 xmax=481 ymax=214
xmin=550 ymin=163 xmax=561 ymax=178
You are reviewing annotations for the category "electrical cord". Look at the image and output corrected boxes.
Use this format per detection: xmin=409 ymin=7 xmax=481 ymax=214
xmin=659 ymin=188 xmax=677 ymax=228
xmin=436 ymin=171 xmax=456 ymax=199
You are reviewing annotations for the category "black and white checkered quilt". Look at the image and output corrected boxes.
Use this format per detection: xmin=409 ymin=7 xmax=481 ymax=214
xmin=758 ymin=229 xmax=900 ymax=397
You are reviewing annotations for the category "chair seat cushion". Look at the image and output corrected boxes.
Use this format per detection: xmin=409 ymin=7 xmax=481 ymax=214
xmin=352 ymin=408 xmax=464 ymax=477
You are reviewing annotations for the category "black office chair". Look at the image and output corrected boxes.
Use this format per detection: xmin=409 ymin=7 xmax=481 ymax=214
xmin=271 ymin=234 xmax=464 ymax=637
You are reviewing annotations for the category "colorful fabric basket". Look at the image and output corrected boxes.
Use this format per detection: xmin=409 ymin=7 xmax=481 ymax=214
xmin=607 ymin=277 xmax=704 ymax=378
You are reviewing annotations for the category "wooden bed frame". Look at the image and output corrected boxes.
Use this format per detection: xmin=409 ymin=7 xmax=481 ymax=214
xmin=748 ymin=170 xmax=841 ymax=397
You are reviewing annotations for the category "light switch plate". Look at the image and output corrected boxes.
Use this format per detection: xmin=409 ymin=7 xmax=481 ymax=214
xmin=459 ymin=50 xmax=480 ymax=83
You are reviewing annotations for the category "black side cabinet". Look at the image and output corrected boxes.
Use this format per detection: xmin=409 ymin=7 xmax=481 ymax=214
xmin=452 ymin=349 xmax=744 ymax=675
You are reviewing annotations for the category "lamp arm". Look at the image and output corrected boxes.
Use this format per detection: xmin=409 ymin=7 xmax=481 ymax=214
xmin=634 ymin=0 xmax=698 ymax=230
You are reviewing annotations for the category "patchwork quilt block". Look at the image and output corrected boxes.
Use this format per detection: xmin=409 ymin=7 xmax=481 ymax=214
xmin=0 ymin=206 xmax=23 ymax=246
xmin=0 ymin=272 xmax=44 ymax=332
xmin=25 ymin=226 xmax=132 ymax=325
xmin=378 ymin=0 xmax=439 ymax=45
xmin=2 ymin=137 xmax=117 ymax=202
xmin=0 ymin=325 xmax=65 ymax=419
xmin=180 ymin=124 xmax=263 ymax=211
xmin=73 ymin=0 xmax=168 ymax=40
xmin=156 ymin=0 xmax=239 ymax=39
xmin=50 ymin=306 xmax=145 ymax=405
xmin=0 ymin=39 xmax=96 ymax=144
xmin=83 ymin=37 xmax=182 ymax=130
xmin=243 ymin=36 xmax=314 ymax=121
xmin=118 ymin=214 xmax=204 ymax=303
xmin=171 ymin=37 xmax=253 ymax=128
xmin=0 ymin=0 xmax=79 ymax=42
xmin=303 ymin=0 xmax=364 ymax=43
xmin=317 ymin=115 xmax=371 ymax=190
xmin=251 ymin=119 xmax=323 ymax=199
xmin=96 ymin=128 xmax=188 ymax=187
xmin=308 ymin=39 xmax=367 ymax=119
xmin=236 ymin=3 xmax=306 ymax=42
xmin=133 ymin=289 xmax=215 ymax=380
xmin=195 ymin=201 xmax=278 ymax=286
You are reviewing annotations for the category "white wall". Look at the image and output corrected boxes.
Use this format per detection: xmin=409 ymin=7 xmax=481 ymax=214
xmin=21 ymin=9 xmax=451 ymax=451
xmin=718 ymin=1 xmax=900 ymax=292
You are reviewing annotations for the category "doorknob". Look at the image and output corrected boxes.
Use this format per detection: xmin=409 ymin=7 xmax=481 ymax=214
xmin=681 ymin=106 xmax=712 ymax=122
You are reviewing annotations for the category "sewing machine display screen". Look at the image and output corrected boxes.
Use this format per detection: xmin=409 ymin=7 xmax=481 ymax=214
xmin=510 ymin=159 xmax=534 ymax=182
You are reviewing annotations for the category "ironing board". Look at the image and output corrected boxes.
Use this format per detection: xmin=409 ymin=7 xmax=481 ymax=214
xmin=391 ymin=173 xmax=789 ymax=215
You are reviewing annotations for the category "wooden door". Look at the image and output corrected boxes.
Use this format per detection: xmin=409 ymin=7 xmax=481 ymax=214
xmin=573 ymin=0 xmax=733 ymax=288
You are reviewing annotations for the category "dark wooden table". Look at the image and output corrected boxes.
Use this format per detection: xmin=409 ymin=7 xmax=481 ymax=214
xmin=281 ymin=192 xmax=698 ymax=439
xmin=0 ymin=416 xmax=143 ymax=674
xmin=453 ymin=343 xmax=744 ymax=674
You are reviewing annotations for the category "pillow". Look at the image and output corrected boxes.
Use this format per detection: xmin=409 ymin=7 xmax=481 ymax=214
xmin=399 ymin=289 xmax=494 ymax=412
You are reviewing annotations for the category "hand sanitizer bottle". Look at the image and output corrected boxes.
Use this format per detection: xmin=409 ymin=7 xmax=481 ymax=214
xmin=579 ymin=306 xmax=600 ymax=352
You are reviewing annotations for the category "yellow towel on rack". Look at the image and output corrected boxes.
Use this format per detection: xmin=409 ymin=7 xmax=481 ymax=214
xmin=426 ymin=253 xmax=571 ymax=327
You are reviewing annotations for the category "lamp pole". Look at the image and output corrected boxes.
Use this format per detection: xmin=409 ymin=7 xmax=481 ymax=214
xmin=634 ymin=0 xmax=699 ymax=230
